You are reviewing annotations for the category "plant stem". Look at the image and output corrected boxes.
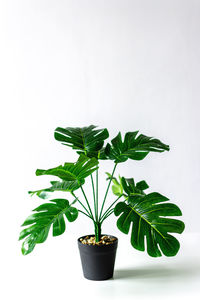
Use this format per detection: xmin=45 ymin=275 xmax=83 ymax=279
xmin=96 ymin=169 xmax=99 ymax=222
xmin=90 ymin=174 xmax=97 ymax=221
xmin=71 ymin=191 xmax=92 ymax=218
xmin=100 ymin=194 xmax=123 ymax=222
xmin=78 ymin=210 xmax=93 ymax=220
xmin=99 ymin=163 xmax=117 ymax=220
xmin=94 ymin=222 xmax=101 ymax=242
xmin=101 ymin=195 xmax=128 ymax=223
xmin=80 ymin=185 xmax=95 ymax=221
xmin=100 ymin=209 xmax=114 ymax=223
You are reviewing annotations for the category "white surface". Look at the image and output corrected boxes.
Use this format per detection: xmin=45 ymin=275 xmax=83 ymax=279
xmin=1 ymin=233 xmax=200 ymax=300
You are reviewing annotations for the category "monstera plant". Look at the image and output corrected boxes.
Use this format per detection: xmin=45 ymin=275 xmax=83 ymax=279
xmin=19 ymin=125 xmax=184 ymax=279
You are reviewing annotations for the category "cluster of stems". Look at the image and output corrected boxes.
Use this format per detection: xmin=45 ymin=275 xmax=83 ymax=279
xmin=71 ymin=163 xmax=123 ymax=242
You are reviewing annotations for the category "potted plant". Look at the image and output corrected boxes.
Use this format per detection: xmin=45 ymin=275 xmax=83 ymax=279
xmin=19 ymin=125 xmax=185 ymax=280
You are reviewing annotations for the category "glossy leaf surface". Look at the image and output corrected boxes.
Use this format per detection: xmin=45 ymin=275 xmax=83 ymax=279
xmin=29 ymin=179 xmax=81 ymax=198
xmin=105 ymin=131 xmax=169 ymax=163
xmin=121 ymin=177 xmax=148 ymax=197
xmin=36 ymin=154 xmax=98 ymax=184
xmin=19 ymin=199 xmax=78 ymax=255
xmin=114 ymin=178 xmax=185 ymax=257
xmin=54 ymin=125 xmax=109 ymax=158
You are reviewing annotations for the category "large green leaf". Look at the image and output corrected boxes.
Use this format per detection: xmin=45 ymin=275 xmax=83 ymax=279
xmin=29 ymin=180 xmax=81 ymax=199
xmin=54 ymin=125 xmax=109 ymax=159
xmin=114 ymin=178 xmax=185 ymax=257
xmin=35 ymin=154 xmax=98 ymax=184
xmin=19 ymin=199 xmax=78 ymax=255
xmin=105 ymin=131 xmax=169 ymax=163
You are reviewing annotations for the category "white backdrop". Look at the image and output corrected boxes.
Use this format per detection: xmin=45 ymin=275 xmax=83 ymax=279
xmin=1 ymin=1 xmax=200 ymax=298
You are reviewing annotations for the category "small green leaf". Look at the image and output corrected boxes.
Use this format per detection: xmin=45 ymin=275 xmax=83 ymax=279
xmin=106 ymin=173 xmax=123 ymax=196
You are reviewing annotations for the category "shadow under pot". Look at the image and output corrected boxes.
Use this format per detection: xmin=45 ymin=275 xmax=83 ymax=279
xmin=78 ymin=234 xmax=118 ymax=281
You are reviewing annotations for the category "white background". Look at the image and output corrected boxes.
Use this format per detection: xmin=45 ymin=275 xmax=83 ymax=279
xmin=1 ymin=0 xmax=200 ymax=299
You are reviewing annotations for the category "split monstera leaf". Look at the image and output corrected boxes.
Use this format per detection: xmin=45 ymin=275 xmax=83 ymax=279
xmin=19 ymin=199 xmax=78 ymax=255
xmin=113 ymin=177 xmax=184 ymax=257
xmin=19 ymin=125 xmax=184 ymax=257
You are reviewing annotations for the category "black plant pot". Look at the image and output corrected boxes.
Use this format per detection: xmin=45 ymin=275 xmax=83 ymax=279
xmin=78 ymin=234 xmax=118 ymax=281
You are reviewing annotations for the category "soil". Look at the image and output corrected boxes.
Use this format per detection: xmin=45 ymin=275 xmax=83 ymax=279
xmin=80 ymin=235 xmax=117 ymax=246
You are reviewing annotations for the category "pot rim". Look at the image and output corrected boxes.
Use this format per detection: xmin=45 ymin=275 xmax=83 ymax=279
xmin=77 ymin=234 xmax=118 ymax=247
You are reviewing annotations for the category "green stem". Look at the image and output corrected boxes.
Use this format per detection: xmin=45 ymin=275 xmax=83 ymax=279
xmin=100 ymin=194 xmax=123 ymax=222
xmin=71 ymin=191 xmax=92 ymax=218
xmin=99 ymin=163 xmax=117 ymax=220
xmin=80 ymin=186 xmax=95 ymax=221
xmin=94 ymin=222 xmax=101 ymax=242
xmin=96 ymin=169 xmax=99 ymax=222
xmin=90 ymin=174 xmax=97 ymax=221
xmin=101 ymin=195 xmax=128 ymax=223
xmin=100 ymin=209 xmax=114 ymax=223
xmin=78 ymin=209 xmax=93 ymax=220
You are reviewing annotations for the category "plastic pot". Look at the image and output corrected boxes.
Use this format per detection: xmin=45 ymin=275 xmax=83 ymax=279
xmin=78 ymin=234 xmax=118 ymax=281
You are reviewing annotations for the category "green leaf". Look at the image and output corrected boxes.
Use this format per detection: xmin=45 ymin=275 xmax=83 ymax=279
xmin=106 ymin=172 xmax=123 ymax=196
xmin=54 ymin=125 xmax=109 ymax=159
xmin=35 ymin=154 xmax=98 ymax=185
xmin=121 ymin=177 xmax=136 ymax=195
xmin=136 ymin=180 xmax=149 ymax=191
xmin=19 ymin=199 xmax=78 ymax=255
xmin=114 ymin=191 xmax=185 ymax=257
xmin=121 ymin=177 xmax=147 ymax=197
xmin=28 ymin=190 xmax=50 ymax=199
xmin=28 ymin=179 xmax=81 ymax=198
xmin=65 ymin=207 xmax=78 ymax=222
xmin=53 ymin=215 xmax=65 ymax=236
xmin=105 ymin=131 xmax=169 ymax=163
